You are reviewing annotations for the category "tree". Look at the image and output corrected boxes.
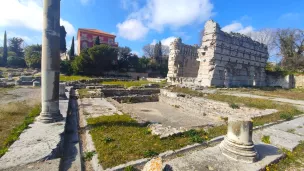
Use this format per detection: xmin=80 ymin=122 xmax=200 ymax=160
xmin=142 ymin=44 xmax=155 ymax=57
xmin=60 ymin=26 xmax=67 ymax=53
xmin=9 ymin=37 xmax=24 ymax=57
xmin=118 ymin=46 xmax=131 ymax=59
xmin=2 ymin=31 xmax=7 ymax=66
xmin=24 ymin=44 xmax=42 ymax=68
xmin=7 ymin=56 xmax=26 ymax=67
xmin=94 ymin=36 xmax=100 ymax=46
xmin=69 ymin=36 xmax=75 ymax=59
xmin=246 ymin=29 xmax=276 ymax=56
xmin=273 ymin=29 xmax=304 ymax=71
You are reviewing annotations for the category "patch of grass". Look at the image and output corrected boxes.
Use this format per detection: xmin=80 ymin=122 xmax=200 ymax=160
xmin=78 ymin=89 xmax=90 ymax=99
xmin=170 ymin=87 xmax=302 ymax=126
xmin=83 ymin=151 xmax=96 ymax=161
xmin=143 ymin=150 xmax=159 ymax=157
xmin=0 ymin=103 xmax=40 ymax=157
xmin=229 ymin=103 xmax=240 ymax=109
xmin=60 ymin=75 xmax=93 ymax=81
xmin=101 ymin=80 xmax=166 ymax=88
xmin=124 ymin=165 xmax=137 ymax=171
xmin=287 ymin=129 xmax=296 ymax=134
xmin=228 ymin=87 xmax=304 ymax=100
xmin=261 ymin=135 xmax=271 ymax=144
xmin=280 ymin=113 xmax=294 ymax=120
xmin=87 ymin=114 xmax=211 ymax=168
xmin=267 ymin=141 xmax=304 ymax=170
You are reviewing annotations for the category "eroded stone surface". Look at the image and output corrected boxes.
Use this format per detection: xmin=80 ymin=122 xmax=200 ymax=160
xmin=80 ymin=98 xmax=121 ymax=118
xmin=164 ymin=144 xmax=282 ymax=171
xmin=253 ymin=117 xmax=304 ymax=151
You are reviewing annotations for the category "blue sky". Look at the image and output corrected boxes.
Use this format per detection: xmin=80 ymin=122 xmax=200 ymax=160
xmin=0 ymin=0 xmax=303 ymax=59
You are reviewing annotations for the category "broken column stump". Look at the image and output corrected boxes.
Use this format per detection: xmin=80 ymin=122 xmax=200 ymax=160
xmin=219 ymin=116 xmax=258 ymax=163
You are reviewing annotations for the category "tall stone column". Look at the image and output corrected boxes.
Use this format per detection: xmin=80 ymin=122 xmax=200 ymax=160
xmin=38 ymin=0 xmax=63 ymax=123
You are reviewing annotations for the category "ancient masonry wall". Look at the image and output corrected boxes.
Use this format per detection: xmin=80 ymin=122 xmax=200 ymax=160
xmin=196 ymin=20 xmax=269 ymax=87
xmin=167 ymin=38 xmax=199 ymax=83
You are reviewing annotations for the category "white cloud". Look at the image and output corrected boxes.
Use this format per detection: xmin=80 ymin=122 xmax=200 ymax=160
xmin=161 ymin=36 xmax=177 ymax=46
xmin=60 ymin=19 xmax=76 ymax=36
xmin=131 ymin=51 xmax=140 ymax=56
xmin=118 ymin=0 xmax=214 ymax=40
xmin=150 ymin=36 xmax=177 ymax=46
xmin=222 ymin=22 xmax=253 ymax=35
xmin=117 ymin=19 xmax=149 ymax=40
xmin=0 ymin=0 xmax=76 ymax=36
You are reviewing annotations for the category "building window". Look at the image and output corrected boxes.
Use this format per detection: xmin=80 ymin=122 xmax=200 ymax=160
xmin=108 ymin=38 xmax=114 ymax=44
xmin=82 ymin=42 xmax=88 ymax=49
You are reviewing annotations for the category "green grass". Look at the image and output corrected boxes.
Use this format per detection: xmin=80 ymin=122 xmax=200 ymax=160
xmin=226 ymin=87 xmax=304 ymax=100
xmin=100 ymin=80 xmax=166 ymax=88
xmin=87 ymin=114 xmax=215 ymax=168
xmin=267 ymin=141 xmax=304 ymax=171
xmin=170 ymin=87 xmax=302 ymax=126
xmin=60 ymin=75 xmax=93 ymax=81
xmin=261 ymin=135 xmax=271 ymax=144
xmin=0 ymin=104 xmax=41 ymax=157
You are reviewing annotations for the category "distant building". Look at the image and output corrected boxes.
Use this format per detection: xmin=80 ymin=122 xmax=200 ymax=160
xmin=77 ymin=28 xmax=118 ymax=55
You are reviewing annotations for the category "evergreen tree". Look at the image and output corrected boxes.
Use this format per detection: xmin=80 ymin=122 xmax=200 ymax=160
xmin=94 ymin=36 xmax=100 ymax=46
xmin=60 ymin=26 xmax=67 ymax=53
xmin=69 ymin=37 xmax=75 ymax=59
xmin=158 ymin=41 xmax=163 ymax=58
xmin=2 ymin=31 xmax=7 ymax=66
xmin=153 ymin=42 xmax=159 ymax=59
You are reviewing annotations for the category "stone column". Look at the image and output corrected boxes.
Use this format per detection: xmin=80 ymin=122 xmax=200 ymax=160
xmin=38 ymin=0 xmax=63 ymax=123
xmin=219 ymin=116 xmax=258 ymax=163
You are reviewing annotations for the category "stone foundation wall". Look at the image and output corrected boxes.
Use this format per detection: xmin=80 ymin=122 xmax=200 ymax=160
xmin=112 ymin=94 xmax=159 ymax=103
xmin=266 ymin=74 xmax=294 ymax=89
xmin=101 ymin=88 xmax=160 ymax=97
xmin=295 ymin=75 xmax=304 ymax=88
xmin=167 ymin=38 xmax=199 ymax=83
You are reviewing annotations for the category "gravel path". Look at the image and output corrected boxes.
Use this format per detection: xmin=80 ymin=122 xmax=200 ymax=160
xmin=0 ymin=86 xmax=41 ymax=105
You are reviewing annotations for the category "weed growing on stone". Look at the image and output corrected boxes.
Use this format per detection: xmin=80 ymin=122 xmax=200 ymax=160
xmin=287 ymin=129 xmax=296 ymax=134
xmin=124 ymin=165 xmax=137 ymax=171
xmin=261 ymin=135 xmax=271 ymax=144
xmin=229 ymin=103 xmax=240 ymax=109
xmin=267 ymin=141 xmax=304 ymax=170
xmin=83 ymin=151 xmax=96 ymax=161
xmin=143 ymin=150 xmax=159 ymax=157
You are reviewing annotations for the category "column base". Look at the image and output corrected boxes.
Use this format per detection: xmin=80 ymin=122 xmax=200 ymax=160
xmin=37 ymin=111 xmax=64 ymax=123
xmin=220 ymin=137 xmax=258 ymax=163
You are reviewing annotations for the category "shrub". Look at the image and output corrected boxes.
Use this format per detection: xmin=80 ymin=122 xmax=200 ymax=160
xmin=7 ymin=56 xmax=26 ymax=67
xmin=143 ymin=150 xmax=159 ymax=157
xmin=83 ymin=151 xmax=96 ymax=161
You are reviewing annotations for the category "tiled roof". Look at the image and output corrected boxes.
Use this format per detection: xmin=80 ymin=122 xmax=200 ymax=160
xmin=78 ymin=28 xmax=116 ymax=37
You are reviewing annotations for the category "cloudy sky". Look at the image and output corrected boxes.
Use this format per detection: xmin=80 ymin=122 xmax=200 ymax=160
xmin=0 ymin=0 xmax=303 ymax=56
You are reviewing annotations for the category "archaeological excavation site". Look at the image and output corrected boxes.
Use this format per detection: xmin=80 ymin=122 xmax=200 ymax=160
xmin=0 ymin=1 xmax=304 ymax=171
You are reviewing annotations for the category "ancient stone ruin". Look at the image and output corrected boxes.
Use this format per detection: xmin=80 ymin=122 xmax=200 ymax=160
xmin=167 ymin=20 xmax=269 ymax=87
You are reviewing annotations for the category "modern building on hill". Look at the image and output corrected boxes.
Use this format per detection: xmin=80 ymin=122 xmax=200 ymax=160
xmin=77 ymin=28 xmax=118 ymax=55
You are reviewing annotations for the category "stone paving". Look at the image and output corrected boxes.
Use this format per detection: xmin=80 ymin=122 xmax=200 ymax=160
xmin=0 ymin=89 xmax=70 ymax=170
xmin=79 ymin=98 xmax=122 ymax=118
xmin=163 ymin=116 xmax=304 ymax=171
xmin=0 ymin=99 xmax=68 ymax=170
